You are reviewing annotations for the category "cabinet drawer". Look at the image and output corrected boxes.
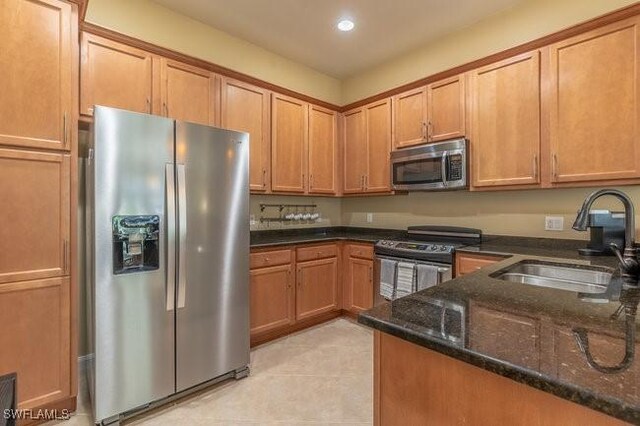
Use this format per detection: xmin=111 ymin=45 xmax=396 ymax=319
xmin=347 ymin=244 xmax=374 ymax=260
xmin=296 ymin=244 xmax=338 ymax=262
xmin=250 ymin=249 xmax=292 ymax=269
xmin=456 ymin=253 xmax=504 ymax=276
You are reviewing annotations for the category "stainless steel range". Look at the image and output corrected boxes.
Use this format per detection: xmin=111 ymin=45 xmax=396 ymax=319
xmin=373 ymin=226 xmax=481 ymax=305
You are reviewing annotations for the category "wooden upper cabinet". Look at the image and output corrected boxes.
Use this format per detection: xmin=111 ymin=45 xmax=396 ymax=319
xmin=365 ymin=99 xmax=392 ymax=193
xmin=296 ymin=257 xmax=339 ymax=321
xmin=427 ymin=75 xmax=466 ymax=142
xmin=81 ymin=33 xmax=153 ymax=116
xmin=308 ymin=105 xmax=338 ymax=194
xmin=469 ymin=51 xmax=541 ymax=188
xmin=0 ymin=149 xmax=70 ymax=284
xmin=343 ymin=108 xmax=367 ymax=193
xmin=0 ymin=0 xmax=74 ymax=151
xmin=393 ymin=87 xmax=427 ymax=149
xmin=160 ymin=59 xmax=219 ymax=126
xmin=271 ymin=94 xmax=308 ymax=193
xmin=549 ymin=18 xmax=640 ymax=183
xmin=221 ymin=78 xmax=270 ymax=192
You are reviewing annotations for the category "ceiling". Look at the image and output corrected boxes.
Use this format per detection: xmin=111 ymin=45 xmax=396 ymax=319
xmin=151 ymin=0 xmax=526 ymax=79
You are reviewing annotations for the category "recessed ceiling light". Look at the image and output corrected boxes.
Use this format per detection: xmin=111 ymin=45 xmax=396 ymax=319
xmin=337 ymin=19 xmax=355 ymax=32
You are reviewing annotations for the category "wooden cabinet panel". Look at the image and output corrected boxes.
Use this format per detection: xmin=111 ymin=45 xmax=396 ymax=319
xmin=553 ymin=327 xmax=640 ymax=402
xmin=296 ymin=244 xmax=338 ymax=262
xmin=80 ymin=33 xmax=153 ymax=116
xmin=250 ymin=264 xmax=294 ymax=336
xmin=345 ymin=256 xmax=373 ymax=314
xmin=271 ymin=94 xmax=308 ymax=193
xmin=343 ymin=108 xmax=367 ymax=193
xmin=0 ymin=277 xmax=70 ymax=409
xmin=250 ymin=249 xmax=292 ymax=269
xmin=296 ymin=258 xmax=339 ymax=321
xmin=427 ymin=75 xmax=466 ymax=142
xmin=161 ymin=59 xmax=219 ymax=126
xmin=549 ymin=18 xmax=640 ymax=183
xmin=469 ymin=304 xmax=541 ymax=370
xmin=221 ymin=78 xmax=270 ymax=192
xmin=455 ymin=252 xmax=504 ymax=277
xmin=392 ymin=87 xmax=427 ymax=149
xmin=365 ymin=99 xmax=392 ymax=193
xmin=308 ymin=105 xmax=338 ymax=194
xmin=0 ymin=149 xmax=70 ymax=284
xmin=470 ymin=51 xmax=541 ymax=188
xmin=0 ymin=0 xmax=73 ymax=150
xmin=347 ymin=244 xmax=374 ymax=260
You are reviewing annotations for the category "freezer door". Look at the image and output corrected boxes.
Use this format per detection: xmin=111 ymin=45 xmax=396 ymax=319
xmin=175 ymin=121 xmax=250 ymax=391
xmin=92 ymin=107 xmax=176 ymax=422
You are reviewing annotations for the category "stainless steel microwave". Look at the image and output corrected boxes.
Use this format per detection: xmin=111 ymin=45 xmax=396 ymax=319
xmin=391 ymin=138 xmax=467 ymax=191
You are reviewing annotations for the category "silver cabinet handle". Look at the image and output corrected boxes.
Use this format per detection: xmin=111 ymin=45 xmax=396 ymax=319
xmin=177 ymin=164 xmax=187 ymax=308
xmin=427 ymin=121 xmax=433 ymax=140
xmin=533 ymin=154 xmax=539 ymax=180
xmin=262 ymin=169 xmax=267 ymax=188
xmin=163 ymin=102 xmax=168 ymax=116
xmin=63 ymin=113 xmax=67 ymax=147
xmin=441 ymin=150 xmax=448 ymax=187
xmin=552 ymin=154 xmax=559 ymax=180
xmin=302 ymin=173 xmax=305 ymax=191
xmin=62 ymin=239 xmax=68 ymax=274
xmin=309 ymin=174 xmax=313 ymax=190
xmin=146 ymin=98 xmax=151 ymax=113
xmin=165 ymin=164 xmax=176 ymax=311
xmin=422 ymin=121 xmax=427 ymax=140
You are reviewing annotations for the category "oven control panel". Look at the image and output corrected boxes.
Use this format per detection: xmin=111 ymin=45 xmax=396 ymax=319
xmin=376 ymin=240 xmax=455 ymax=253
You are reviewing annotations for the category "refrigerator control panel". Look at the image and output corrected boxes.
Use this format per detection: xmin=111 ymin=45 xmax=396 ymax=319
xmin=112 ymin=215 xmax=160 ymax=275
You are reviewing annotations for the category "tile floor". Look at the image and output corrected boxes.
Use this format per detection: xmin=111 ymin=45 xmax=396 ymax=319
xmin=47 ymin=318 xmax=373 ymax=426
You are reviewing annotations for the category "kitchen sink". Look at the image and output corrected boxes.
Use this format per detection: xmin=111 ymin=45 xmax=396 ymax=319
xmin=490 ymin=260 xmax=613 ymax=294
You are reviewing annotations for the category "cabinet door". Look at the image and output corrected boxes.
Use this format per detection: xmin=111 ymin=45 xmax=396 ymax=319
xmin=296 ymin=258 xmax=339 ymax=321
xmin=427 ymin=75 xmax=466 ymax=142
xmin=250 ymin=264 xmax=294 ymax=336
xmin=80 ymin=33 xmax=153 ymax=116
xmin=271 ymin=94 xmax=308 ymax=193
xmin=0 ymin=0 xmax=73 ymax=150
xmin=0 ymin=277 xmax=70 ymax=409
xmin=0 ymin=149 xmax=70 ymax=284
xmin=308 ymin=105 xmax=337 ymax=194
xmin=345 ymin=257 xmax=373 ymax=314
xmin=470 ymin=51 xmax=541 ymax=188
xmin=343 ymin=108 xmax=367 ymax=193
xmin=392 ymin=87 xmax=427 ymax=149
xmin=549 ymin=18 xmax=640 ymax=183
xmin=469 ymin=303 xmax=540 ymax=370
xmin=161 ymin=59 xmax=219 ymax=126
xmin=221 ymin=79 xmax=270 ymax=192
xmin=366 ymin=99 xmax=392 ymax=193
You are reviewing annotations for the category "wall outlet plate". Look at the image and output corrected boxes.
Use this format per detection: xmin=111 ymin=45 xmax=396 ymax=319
xmin=366 ymin=213 xmax=373 ymax=223
xmin=545 ymin=216 xmax=564 ymax=231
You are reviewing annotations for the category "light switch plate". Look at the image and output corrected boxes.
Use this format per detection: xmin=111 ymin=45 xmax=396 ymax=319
xmin=545 ymin=216 xmax=564 ymax=231
xmin=366 ymin=213 xmax=373 ymax=223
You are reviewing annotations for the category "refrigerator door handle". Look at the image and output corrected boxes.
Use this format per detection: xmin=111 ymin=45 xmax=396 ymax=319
xmin=177 ymin=163 xmax=187 ymax=309
xmin=165 ymin=164 xmax=176 ymax=311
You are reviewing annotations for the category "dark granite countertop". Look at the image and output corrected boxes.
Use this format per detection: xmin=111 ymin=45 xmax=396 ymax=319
xmin=359 ymin=237 xmax=640 ymax=424
xmin=250 ymin=226 xmax=406 ymax=248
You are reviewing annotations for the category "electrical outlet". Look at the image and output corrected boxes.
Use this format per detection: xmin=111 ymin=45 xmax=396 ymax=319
xmin=545 ymin=216 xmax=564 ymax=231
xmin=250 ymin=215 xmax=257 ymax=226
xmin=366 ymin=213 xmax=373 ymax=223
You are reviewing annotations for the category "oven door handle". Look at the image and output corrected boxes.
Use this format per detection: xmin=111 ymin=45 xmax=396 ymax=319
xmin=374 ymin=254 xmax=451 ymax=273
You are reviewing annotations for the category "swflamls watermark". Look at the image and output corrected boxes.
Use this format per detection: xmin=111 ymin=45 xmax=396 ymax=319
xmin=3 ymin=408 xmax=71 ymax=420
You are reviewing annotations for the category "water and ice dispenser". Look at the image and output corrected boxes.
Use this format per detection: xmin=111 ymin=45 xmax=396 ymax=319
xmin=112 ymin=215 xmax=160 ymax=274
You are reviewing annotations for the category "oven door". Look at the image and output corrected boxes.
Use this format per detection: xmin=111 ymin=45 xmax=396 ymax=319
xmin=373 ymin=254 xmax=452 ymax=306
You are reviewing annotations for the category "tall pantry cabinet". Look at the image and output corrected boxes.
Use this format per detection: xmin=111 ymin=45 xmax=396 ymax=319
xmin=0 ymin=0 xmax=78 ymax=415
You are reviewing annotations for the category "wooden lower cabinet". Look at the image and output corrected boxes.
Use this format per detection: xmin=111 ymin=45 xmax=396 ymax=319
xmin=454 ymin=252 xmax=505 ymax=277
xmin=343 ymin=244 xmax=374 ymax=314
xmin=374 ymin=331 xmax=625 ymax=426
xmin=296 ymin=257 xmax=339 ymax=321
xmin=0 ymin=277 xmax=71 ymax=410
xmin=250 ymin=263 xmax=294 ymax=337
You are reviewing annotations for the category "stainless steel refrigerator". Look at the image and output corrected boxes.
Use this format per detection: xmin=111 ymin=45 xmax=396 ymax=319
xmin=85 ymin=106 xmax=250 ymax=425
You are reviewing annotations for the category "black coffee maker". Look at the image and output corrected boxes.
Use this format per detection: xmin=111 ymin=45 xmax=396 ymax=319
xmin=578 ymin=210 xmax=625 ymax=256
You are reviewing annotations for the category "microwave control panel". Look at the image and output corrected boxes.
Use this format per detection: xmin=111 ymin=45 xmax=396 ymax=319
xmin=448 ymin=154 xmax=463 ymax=181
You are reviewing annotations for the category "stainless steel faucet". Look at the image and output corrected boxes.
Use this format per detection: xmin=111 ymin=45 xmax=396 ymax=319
xmin=572 ymin=189 xmax=639 ymax=288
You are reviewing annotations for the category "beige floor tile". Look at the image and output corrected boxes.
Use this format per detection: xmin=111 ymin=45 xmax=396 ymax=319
xmin=49 ymin=318 xmax=373 ymax=426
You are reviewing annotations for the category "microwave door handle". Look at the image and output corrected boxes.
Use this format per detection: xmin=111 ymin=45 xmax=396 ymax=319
xmin=441 ymin=151 xmax=448 ymax=187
